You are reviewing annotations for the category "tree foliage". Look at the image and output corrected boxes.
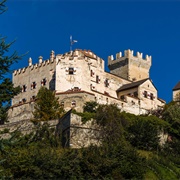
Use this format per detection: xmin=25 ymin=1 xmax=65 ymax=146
xmin=33 ymin=87 xmax=64 ymax=121
xmin=83 ymin=101 xmax=98 ymax=113
xmin=0 ymin=0 xmax=21 ymax=124
xmin=0 ymin=124 xmax=146 ymax=179
xmin=162 ymin=102 xmax=180 ymax=137
xmin=0 ymin=0 xmax=6 ymax=14
xmin=95 ymin=104 xmax=127 ymax=144
xmin=127 ymin=118 xmax=160 ymax=150
xmin=1 ymin=103 xmax=180 ymax=179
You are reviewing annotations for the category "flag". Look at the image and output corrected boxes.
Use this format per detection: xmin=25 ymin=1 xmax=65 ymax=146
xmin=70 ymin=35 xmax=78 ymax=45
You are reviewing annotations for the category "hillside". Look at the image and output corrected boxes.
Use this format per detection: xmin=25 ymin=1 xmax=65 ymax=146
xmin=0 ymin=101 xmax=180 ymax=179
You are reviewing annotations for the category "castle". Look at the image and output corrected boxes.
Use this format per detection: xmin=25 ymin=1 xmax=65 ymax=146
xmin=173 ymin=81 xmax=180 ymax=102
xmin=8 ymin=49 xmax=165 ymax=123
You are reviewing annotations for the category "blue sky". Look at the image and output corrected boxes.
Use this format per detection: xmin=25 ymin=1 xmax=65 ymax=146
xmin=1 ymin=0 xmax=180 ymax=103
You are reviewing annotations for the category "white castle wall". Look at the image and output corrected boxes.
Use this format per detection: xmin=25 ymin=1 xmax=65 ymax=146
xmin=13 ymin=51 xmax=56 ymax=106
xmin=9 ymin=49 xmax=165 ymax=123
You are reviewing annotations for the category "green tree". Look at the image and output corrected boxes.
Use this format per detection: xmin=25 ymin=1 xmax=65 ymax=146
xmin=33 ymin=87 xmax=64 ymax=121
xmin=83 ymin=101 xmax=98 ymax=113
xmin=162 ymin=102 xmax=180 ymax=137
xmin=127 ymin=117 xmax=160 ymax=150
xmin=95 ymin=104 xmax=128 ymax=144
xmin=0 ymin=0 xmax=21 ymax=124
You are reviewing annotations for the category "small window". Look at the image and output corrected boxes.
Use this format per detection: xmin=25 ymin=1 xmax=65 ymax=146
xmin=61 ymin=101 xmax=64 ymax=107
xmin=120 ymin=95 xmax=125 ymax=101
xmin=41 ymin=78 xmax=47 ymax=86
xmin=69 ymin=67 xmax=74 ymax=75
xmin=144 ymin=91 xmax=147 ymax=98
xmin=22 ymin=98 xmax=26 ymax=103
xmin=133 ymin=92 xmax=138 ymax=97
xmin=31 ymin=82 xmax=36 ymax=89
xmin=90 ymin=70 xmax=94 ymax=77
xmin=31 ymin=95 xmax=36 ymax=101
xmin=73 ymin=87 xmax=80 ymax=91
xmin=72 ymin=100 xmax=76 ymax=106
xmin=150 ymin=93 xmax=154 ymax=100
xmin=22 ymin=85 xmax=27 ymax=92
xmin=104 ymin=79 xmax=109 ymax=87
xmin=132 ymin=78 xmax=136 ymax=82
xmin=96 ymin=75 xmax=100 ymax=83
xmin=131 ymin=100 xmax=135 ymax=105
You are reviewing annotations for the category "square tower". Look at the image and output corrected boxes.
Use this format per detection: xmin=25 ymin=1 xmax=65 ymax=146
xmin=108 ymin=49 xmax=152 ymax=81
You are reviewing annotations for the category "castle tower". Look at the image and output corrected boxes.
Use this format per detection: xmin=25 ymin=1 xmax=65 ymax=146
xmin=108 ymin=49 xmax=152 ymax=81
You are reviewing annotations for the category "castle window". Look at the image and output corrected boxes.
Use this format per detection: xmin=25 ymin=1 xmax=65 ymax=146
xmin=104 ymin=79 xmax=109 ymax=87
xmin=131 ymin=100 xmax=135 ymax=105
xmin=41 ymin=78 xmax=47 ymax=86
xmin=150 ymin=93 xmax=154 ymax=100
xmin=68 ymin=67 xmax=76 ymax=75
xmin=96 ymin=75 xmax=100 ymax=83
xmin=143 ymin=91 xmax=147 ymax=98
xmin=31 ymin=95 xmax=36 ymax=101
xmin=106 ymin=98 xmax=108 ymax=103
xmin=31 ymin=82 xmax=36 ymax=89
xmin=73 ymin=87 xmax=81 ymax=91
xmin=120 ymin=95 xmax=125 ymax=101
xmin=22 ymin=85 xmax=27 ymax=92
xmin=90 ymin=84 xmax=95 ymax=90
xmin=90 ymin=70 xmax=94 ymax=77
xmin=132 ymin=78 xmax=136 ymax=82
xmin=72 ymin=100 xmax=76 ymax=106
xmin=133 ymin=92 xmax=138 ymax=97
xmin=61 ymin=101 xmax=64 ymax=107
xmin=22 ymin=98 xmax=26 ymax=103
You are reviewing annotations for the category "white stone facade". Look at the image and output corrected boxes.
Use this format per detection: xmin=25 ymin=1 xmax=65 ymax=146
xmin=9 ymin=49 xmax=165 ymax=123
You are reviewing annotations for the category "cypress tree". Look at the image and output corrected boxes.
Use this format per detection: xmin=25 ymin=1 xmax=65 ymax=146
xmin=33 ymin=87 xmax=64 ymax=121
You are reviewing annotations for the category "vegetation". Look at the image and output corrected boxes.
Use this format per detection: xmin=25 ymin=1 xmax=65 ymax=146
xmin=0 ymin=0 xmax=21 ymax=124
xmin=33 ymin=87 xmax=64 ymax=122
xmin=1 ymin=100 xmax=180 ymax=179
xmin=1 ymin=1 xmax=180 ymax=179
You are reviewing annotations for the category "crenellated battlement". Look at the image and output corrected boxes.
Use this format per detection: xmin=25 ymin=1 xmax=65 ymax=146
xmin=108 ymin=49 xmax=152 ymax=65
xmin=13 ymin=49 xmax=103 ymax=76
xmin=108 ymin=49 xmax=152 ymax=81
xmin=13 ymin=50 xmax=57 ymax=76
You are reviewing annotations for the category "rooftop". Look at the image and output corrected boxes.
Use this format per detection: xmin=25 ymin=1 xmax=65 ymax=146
xmin=116 ymin=78 xmax=149 ymax=92
xmin=173 ymin=81 xmax=180 ymax=91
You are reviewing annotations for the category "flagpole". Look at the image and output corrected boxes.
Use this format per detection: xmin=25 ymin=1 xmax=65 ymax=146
xmin=70 ymin=35 xmax=77 ymax=52
xmin=70 ymin=35 xmax=72 ymax=52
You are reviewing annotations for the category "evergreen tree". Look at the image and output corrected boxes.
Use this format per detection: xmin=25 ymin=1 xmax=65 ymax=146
xmin=162 ymin=102 xmax=180 ymax=137
xmin=33 ymin=87 xmax=64 ymax=121
xmin=0 ymin=0 xmax=21 ymax=124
